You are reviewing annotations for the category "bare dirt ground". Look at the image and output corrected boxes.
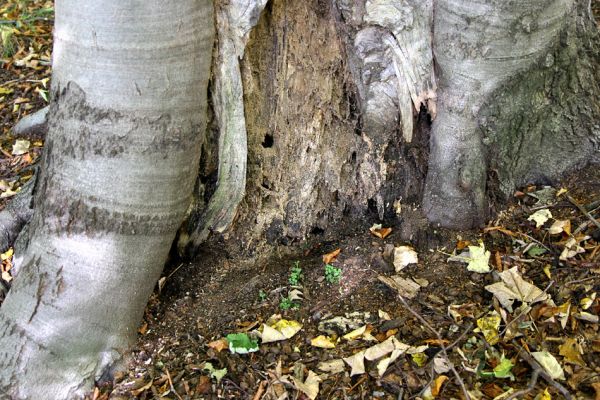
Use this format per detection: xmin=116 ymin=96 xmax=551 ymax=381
xmin=100 ymin=166 xmax=599 ymax=400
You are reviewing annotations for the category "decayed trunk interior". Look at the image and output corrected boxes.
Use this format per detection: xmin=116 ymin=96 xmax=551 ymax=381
xmin=190 ymin=0 xmax=598 ymax=252
xmin=194 ymin=0 xmax=431 ymax=256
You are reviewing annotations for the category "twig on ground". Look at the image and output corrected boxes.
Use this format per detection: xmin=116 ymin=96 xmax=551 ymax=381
xmin=165 ymin=368 xmax=183 ymax=400
xmin=511 ymin=341 xmax=573 ymax=399
xmin=504 ymin=369 xmax=540 ymax=400
xmin=251 ymin=380 xmax=267 ymax=400
xmin=394 ymin=294 xmax=471 ymax=400
xmin=567 ymin=194 xmax=600 ymax=230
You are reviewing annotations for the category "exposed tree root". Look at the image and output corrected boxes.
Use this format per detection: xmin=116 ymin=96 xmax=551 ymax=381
xmin=0 ymin=173 xmax=35 ymax=253
xmin=11 ymin=106 xmax=48 ymax=139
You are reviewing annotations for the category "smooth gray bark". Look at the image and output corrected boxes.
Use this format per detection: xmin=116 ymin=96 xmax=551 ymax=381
xmin=424 ymin=0 xmax=598 ymax=228
xmin=185 ymin=0 xmax=267 ymax=250
xmin=0 ymin=0 xmax=213 ymax=398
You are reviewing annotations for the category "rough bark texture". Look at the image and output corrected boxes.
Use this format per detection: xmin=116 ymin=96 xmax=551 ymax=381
xmin=424 ymin=0 xmax=600 ymax=228
xmin=193 ymin=0 xmax=599 ymax=251
xmin=0 ymin=1 xmax=213 ymax=398
xmin=200 ymin=0 xmax=430 ymax=254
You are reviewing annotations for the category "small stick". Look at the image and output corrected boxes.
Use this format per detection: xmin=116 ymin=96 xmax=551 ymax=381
xmin=395 ymin=294 xmax=471 ymax=400
xmin=251 ymin=380 xmax=267 ymax=400
xmin=512 ymin=341 xmax=572 ymax=399
xmin=165 ymin=368 xmax=183 ymax=400
xmin=567 ymin=194 xmax=600 ymax=230
xmin=504 ymin=369 xmax=540 ymax=400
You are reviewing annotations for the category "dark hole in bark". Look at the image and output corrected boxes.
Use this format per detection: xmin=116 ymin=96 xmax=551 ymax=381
xmin=262 ymin=133 xmax=274 ymax=148
xmin=306 ymin=147 xmax=311 ymax=153
xmin=310 ymin=226 xmax=325 ymax=235
xmin=367 ymin=198 xmax=378 ymax=214
xmin=351 ymin=151 xmax=357 ymax=163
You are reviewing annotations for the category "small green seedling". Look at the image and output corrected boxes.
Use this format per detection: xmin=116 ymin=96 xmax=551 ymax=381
xmin=279 ymin=296 xmax=300 ymax=310
xmin=258 ymin=289 xmax=267 ymax=302
xmin=288 ymin=261 xmax=303 ymax=285
xmin=324 ymin=264 xmax=342 ymax=284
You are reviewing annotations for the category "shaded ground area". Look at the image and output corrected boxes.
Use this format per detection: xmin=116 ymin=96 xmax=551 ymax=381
xmin=100 ymin=165 xmax=599 ymax=400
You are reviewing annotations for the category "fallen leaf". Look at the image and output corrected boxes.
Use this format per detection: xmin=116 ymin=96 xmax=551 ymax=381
xmin=311 ymin=335 xmax=336 ymax=348
xmin=433 ymin=356 xmax=451 ymax=374
xmin=560 ymin=236 xmax=587 ymax=260
xmin=378 ymin=275 xmax=421 ymax=299
xmin=481 ymin=383 xmax=505 ymax=398
xmin=411 ymin=352 xmax=428 ymax=367
xmin=476 ymin=311 xmax=501 ymax=345
xmin=203 ymin=362 xmax=227 ymax=383
xmin=342 ymin=325 xmax=366 ymax=341
xmin=493 ymin=355 xmax=514 ymax=379
xmin=261 ymin=318 xmax=303 ymax=343
xmin=291 ymin=370 xmax=321 ymax=400
xmin=343 ymin=350 xmax=366 ymax=376
xmin=317 ymin=359 xmax=345 ymax=374
xmin=323 ymin=248 xmax=341 ymax=264
xmin=528 ymin=209 xmax=552 ymax=228
xmin=485 ymin=267 xmax=548 ymax=312
xmin=365 ymin=336 xmax=396 ymax=360
xmin=226 ymin=333 xmax=259 ymax=354
xmin=431 ymin=375 xmax=448 ymax=396
xmin=549 ymin=219 xmax=571 ymax=235
xmin=534 ymin=388 xmax=552 ymax=400
xmin=559 ymin=338 xmax=585 ymax=367
xmin=369 ymin=224 xmax=392 ymax=239
xmin=466 ymin=243 xmax=491 ymax=273
xmin=531 ymin=351 xmax=565 ymax=380
xmin=393 ymin=246 xmax=418 ymax=271
xmin=378 ymin=310 xmax=391 ymax=320
xmin=11 ymin=139 xmax=30 ymax=155
xmin=208 ymin=338 xmax=229 ymax=353
xmin=1 ymin=248 xmax=13 ymax=261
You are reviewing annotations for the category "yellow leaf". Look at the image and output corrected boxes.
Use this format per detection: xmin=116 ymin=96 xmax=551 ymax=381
xmin=1 ymin=248 xmax=13 ymax=261
xmin=431 ymin=375 xmax=448 ymax=397
xmin=476 ymin=311 xmax=501 ymax=345
xmin=559 ymin=338 xmax=585 ymax=367
xmin=412 ymin=352 xmax=428 ymax=367
xmin=311 ymin=335 xmax=336 ymax=348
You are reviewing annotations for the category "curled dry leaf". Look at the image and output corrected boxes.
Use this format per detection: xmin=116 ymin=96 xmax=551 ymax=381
xmin=208 ymin=338 xmax=229 ymax=353
xmin=393 ymin=246 xmax=418 ymax=271
xmin=291 ymin=370 xmax=321 ymax=400
xmin=369 ymin=224 xmax=392 ymax=239
xmin=527 ymin=209 xmax=552 ymax=228
xmin=485 ymin=267 xmax=548 ymax=312
xmin=322 ymin=248 xmax=341 ymax=264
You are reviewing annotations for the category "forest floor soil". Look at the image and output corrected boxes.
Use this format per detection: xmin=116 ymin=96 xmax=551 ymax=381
xmin=104 ymin=166 xmax=600 ymax=400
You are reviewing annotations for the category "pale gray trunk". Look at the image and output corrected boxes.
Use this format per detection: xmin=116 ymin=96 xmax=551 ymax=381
xmin=0 ymin=0 xmax=213 ymax=398
xmin=424 ymin=0 xmax=599 ymax=228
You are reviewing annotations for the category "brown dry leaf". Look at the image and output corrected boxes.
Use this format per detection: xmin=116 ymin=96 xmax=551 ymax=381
xmin=423 ymin=339 xmax=449 ymax=346
xmin=431 ymin=375 xmax=448 ymax=397
xmin=194 ymin=375 xmax=211 ymax=395
xmin=559 ymin=338 xmax=585 ymax=366
xmin=369 ymin=224 xmax=392 ymax=239
xmin=208 ymin=338 xmax=229 ymax=353
xmin=131 ymin=380 xmax=153 ymax=396
xmin=481 ymin=382 xmax=505 ymax=398
xmin=323 ymin=248 xmax=341 ymax=264
xmin=456 ymin=240 xmax=471 ymax=251
xmin=592 ymin=382 xmax=600 ymax=400
xmin=138 ymin=322 xmax=148 ymax=335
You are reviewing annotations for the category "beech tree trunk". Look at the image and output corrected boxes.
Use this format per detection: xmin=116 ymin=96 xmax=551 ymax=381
xmin=0 ymin=1 xmax=213 ymax=397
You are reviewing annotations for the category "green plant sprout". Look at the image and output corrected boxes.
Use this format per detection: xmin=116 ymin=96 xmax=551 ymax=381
xmin=288 ymin=261 xmax=303 ymax=285
xmin=324 ymin=264 xmax=342 ymax=284
xmin=279 ymin=296 xmax=300 ymax=310
xmin=258 ymin=289 xmax=267 ymax=302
